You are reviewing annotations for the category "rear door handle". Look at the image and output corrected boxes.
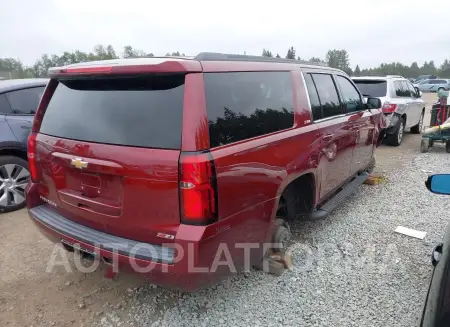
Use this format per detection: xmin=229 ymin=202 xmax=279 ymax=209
xmin=322 ymin=134 xmax=333 ymax=142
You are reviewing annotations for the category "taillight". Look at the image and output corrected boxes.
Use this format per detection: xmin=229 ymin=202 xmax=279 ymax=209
xmin=179 ymin=152 xmax=218 ymax=225
xmin=27 ymin=132 xmax=38 ymax=182
xmin=27 ymin=79 xmax=58 ymax=183
xmin=382 ymin=103 xmax=397 ymax=113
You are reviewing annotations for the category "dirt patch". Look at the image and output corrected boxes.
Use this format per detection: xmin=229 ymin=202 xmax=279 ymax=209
xmin=0 ymin=209 xmax=145 ymax=327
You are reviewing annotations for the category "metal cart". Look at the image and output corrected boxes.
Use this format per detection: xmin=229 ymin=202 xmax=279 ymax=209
xmin=420 ymin=91 xmax=450 ymax=153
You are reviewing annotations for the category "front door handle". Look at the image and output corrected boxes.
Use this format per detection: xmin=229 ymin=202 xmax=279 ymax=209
xmin=322 ymin=134 xmax=333 ymax=142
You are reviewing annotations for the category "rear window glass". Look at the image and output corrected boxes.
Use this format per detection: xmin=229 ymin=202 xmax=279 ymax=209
xmin=353 ymin=80 xmax=387 ymax=97
xmin=204 ymin=72 xmax=294 ymax=148
xmin=40 ymin=75 xmax=185 ymax=149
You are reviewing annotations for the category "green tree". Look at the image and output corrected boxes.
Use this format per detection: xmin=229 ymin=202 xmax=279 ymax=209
xmin=354 ymin=64 xmax=361 ymax=77
xmin=326 ymin=49 xmax=351 ymax=74
xmin=262 ymin=49 xmax=273 ymax=57
xmin=276 ymin=53 xmax=281 ymax=58
xmin=123 ymin=45 xmax=147 ymax=58
xmin=286 ymin=46 xmax=296 ymax=59
xmin=309 ymin=57 xmax=323 ymax=63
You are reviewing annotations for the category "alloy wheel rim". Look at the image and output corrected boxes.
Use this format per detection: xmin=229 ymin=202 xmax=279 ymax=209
xmin=419 ymin=114 xmax=424 ymax=130
xmin=0 ymin=164 xmax=30 ymax=207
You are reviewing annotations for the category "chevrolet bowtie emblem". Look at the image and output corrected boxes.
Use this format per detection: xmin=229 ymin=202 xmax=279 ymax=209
xmin=70 ymin=158 xmax=88 ymax=169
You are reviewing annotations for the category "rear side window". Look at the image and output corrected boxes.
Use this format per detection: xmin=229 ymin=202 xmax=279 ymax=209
xmin=310 ymin=74 xmax=342 ymax=118
xmin=303 ymin=73 xmax=322 ymax=121
xmin=40 ymin=75 xmax=184 ymax=149
xmin=5 ymin=87 xmax=45 ymax=114
xmin=205 ymin=72 xmax=294 ymax=147
xmin=352 ymin=80 xmax=387 ymax=97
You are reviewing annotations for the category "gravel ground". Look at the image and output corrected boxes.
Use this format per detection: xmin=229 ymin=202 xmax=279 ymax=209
xmin=93 ymin=146 xmax=450 ymax=327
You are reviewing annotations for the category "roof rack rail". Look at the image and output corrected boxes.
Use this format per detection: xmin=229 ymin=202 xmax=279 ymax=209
xmin=194 ymin=52 xmax=328 ymax=67
xmin=386 ymin=75 xmax=404 ymax=78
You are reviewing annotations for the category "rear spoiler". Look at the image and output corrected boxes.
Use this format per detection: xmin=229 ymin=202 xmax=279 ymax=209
xmin=48 ymin=58 xmax=202 ymax=77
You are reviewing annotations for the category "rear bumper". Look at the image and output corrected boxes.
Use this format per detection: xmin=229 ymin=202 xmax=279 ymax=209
xmin=29 ymin=205 xmax=175 ymax=264
xmin=27 ymin=204 xmax=236 ymax=291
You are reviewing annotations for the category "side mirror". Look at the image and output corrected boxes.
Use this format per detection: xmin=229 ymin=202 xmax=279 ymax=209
xmin=366 ymin=97 xmax=382 ymax=109
xmin=425 ymin=174 xmax=450 ymax=195
xmin=414 ymin=87 xmax=422 ymax=97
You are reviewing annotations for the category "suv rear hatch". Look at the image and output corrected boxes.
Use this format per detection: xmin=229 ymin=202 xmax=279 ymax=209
xmin=353 ymin=79 xmax=387 ymax=104
xmin=32 ymin=73 xmax=186 ymax=245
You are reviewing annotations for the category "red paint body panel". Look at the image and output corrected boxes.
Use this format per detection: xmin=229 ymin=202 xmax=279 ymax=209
xmin=33 ymin=134 xmax=181 ymax=245
xmin=26 ymin=57 xmax=384 ymax=291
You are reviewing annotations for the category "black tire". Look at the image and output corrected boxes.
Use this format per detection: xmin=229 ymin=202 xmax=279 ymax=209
xmin=0 ymin=156 xmax=30 ymax=214
xmin=446 ymin=141 xmax=450 ymax=153
xmin=385 ymin=117 xmax=405 ymax=146
xmin=411 ymin=111 xmax=424 ymax=134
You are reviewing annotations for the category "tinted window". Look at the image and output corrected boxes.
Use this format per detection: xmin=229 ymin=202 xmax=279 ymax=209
xmin=353 ymin=80 xmax=387 ymax=97
xmin=311 ymin=74 xmax=342 ymax=118
xmin=436 ymin=79 xmax=447 ymax=84
xmin=406 ymin=82 xmax=418 ymax=97
xmin=204 ymin=72 xmax=294 ymax=147
xmin=40 ymin=76 xmax=184 ymax=149
xmin=0 ymin=94 xmax=11 ymax=114
xmin=336 ymin=76 xmax=362 ymax=112
xmin=303 ymin=73 xmax=322 ymax=120
xmin=5 ymin=87 xmax=45 ymax=114
xmin=394 ymin=81 xmax=409 ymax=97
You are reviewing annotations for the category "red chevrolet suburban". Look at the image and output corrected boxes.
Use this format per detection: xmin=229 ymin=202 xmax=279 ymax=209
xmin=26 ymin=53 xmax=384 ymax=291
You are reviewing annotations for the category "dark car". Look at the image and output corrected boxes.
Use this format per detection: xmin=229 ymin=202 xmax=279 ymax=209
xmin=420 ymin=174 xmax=450 ymax=327
xmin=0 ymin=78 xmax=48 ymax=213
xmin=25 ymin=53 xmax=385 ymax=291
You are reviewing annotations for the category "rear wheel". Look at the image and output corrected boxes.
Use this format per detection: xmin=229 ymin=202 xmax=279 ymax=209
xmin=446 ymin=141 xmax=450 ymax=153
xmin=385 ymin=117 xmax=405 ymax=146
xmin=0 ymin=156 xmax=30 ymax=214
xmin=438 ymin=87 xmax=444 ymax=92
xmin=411 ymin=111 xmax=424 ymax=134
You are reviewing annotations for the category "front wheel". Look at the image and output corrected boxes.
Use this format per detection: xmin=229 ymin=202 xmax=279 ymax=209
xmin=446 ymin=141 xmax=450 ymax=153
xmin=411 ymin=111 xmax=424 ymax=134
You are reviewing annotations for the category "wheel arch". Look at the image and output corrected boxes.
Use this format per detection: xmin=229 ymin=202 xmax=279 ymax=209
xmin=274 ymin=170 xmax=317 ymax=220
xmin=0 ymin=142 xmax=27 ymax=161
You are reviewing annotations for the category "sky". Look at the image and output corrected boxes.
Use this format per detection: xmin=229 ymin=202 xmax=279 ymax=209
xmin=1 ymin=0 xmax=449 ymax=69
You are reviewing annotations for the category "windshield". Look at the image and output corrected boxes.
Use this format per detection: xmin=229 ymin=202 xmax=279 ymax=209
xmin=352 ymin=80 xmax=387 ymax=97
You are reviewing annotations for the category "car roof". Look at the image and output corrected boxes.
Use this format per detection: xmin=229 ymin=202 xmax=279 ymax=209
xmin=0 ymin=78 xmax=49 ymax=93
xmin=48 ymin=52 xmax=343 ymax=75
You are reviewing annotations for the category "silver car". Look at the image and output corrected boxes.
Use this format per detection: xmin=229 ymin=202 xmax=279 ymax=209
xmin=352 ymin=76 xmax=425 ymax=146
xmin=414 ymin=79 xmax=450 ymax=92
